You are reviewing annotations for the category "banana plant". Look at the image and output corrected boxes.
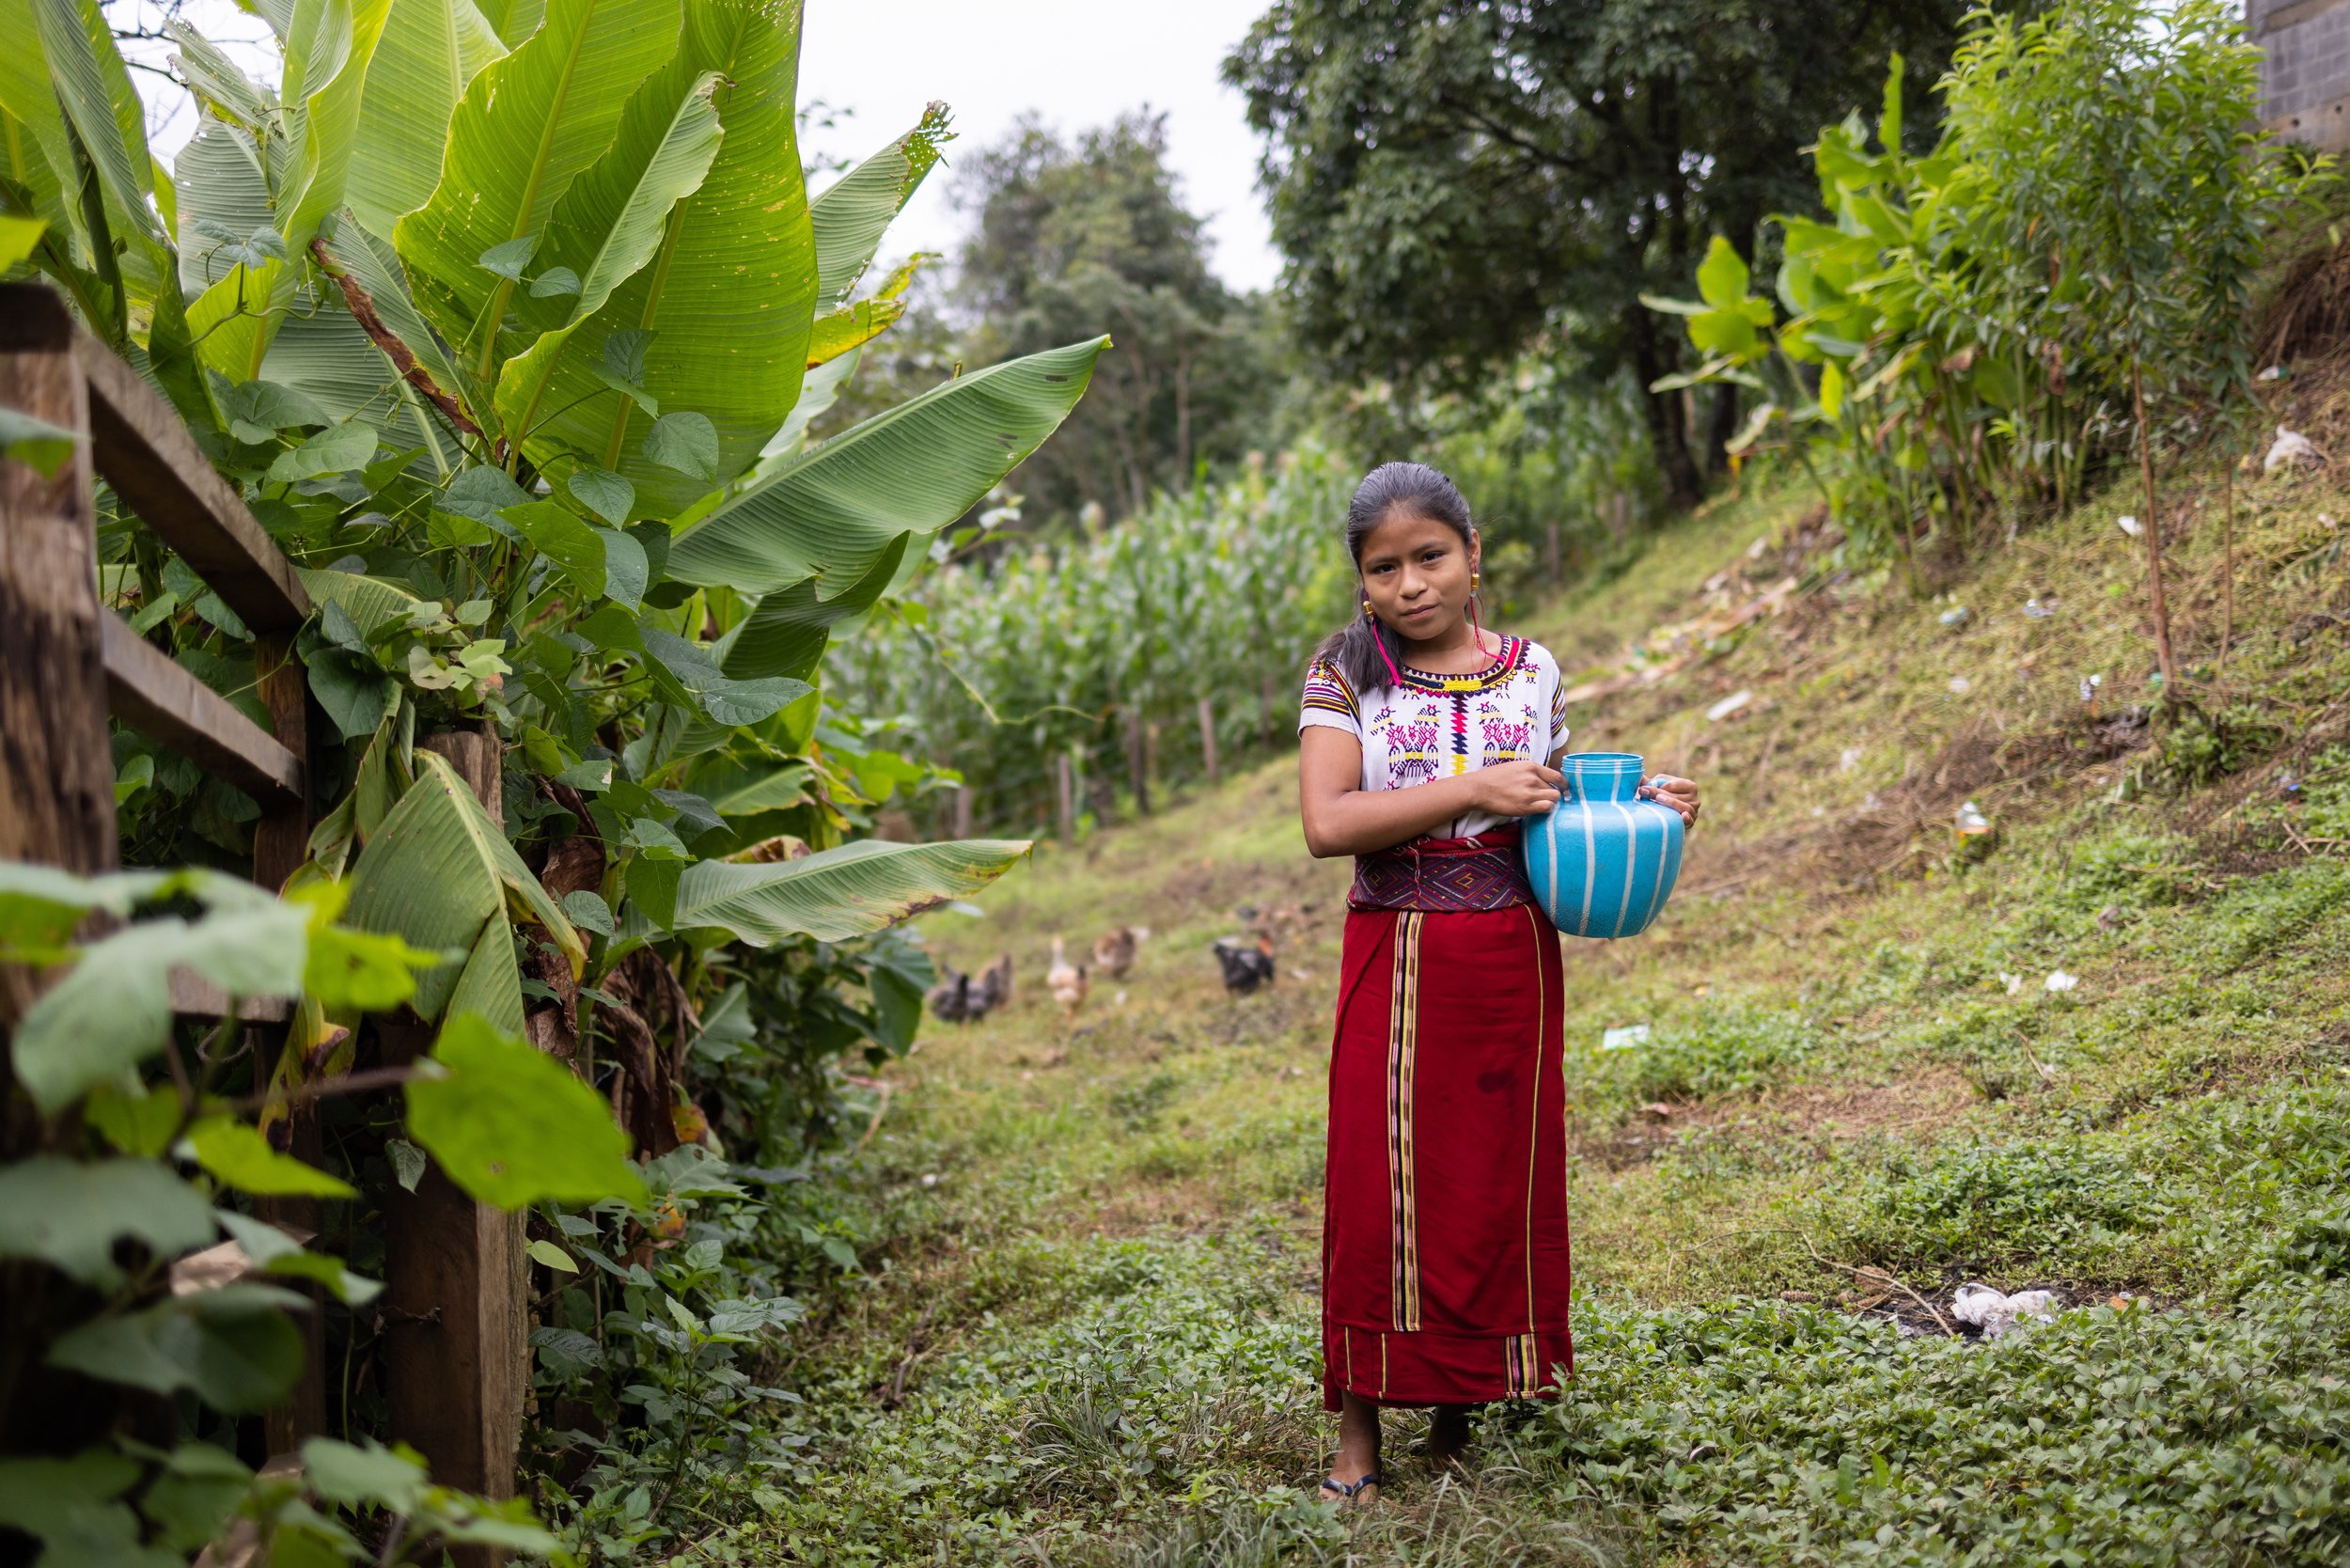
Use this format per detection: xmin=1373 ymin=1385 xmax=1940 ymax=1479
xmin=10 ymin=0 xmax=1108 ymax=1024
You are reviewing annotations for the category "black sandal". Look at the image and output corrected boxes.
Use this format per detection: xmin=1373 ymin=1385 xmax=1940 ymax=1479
xmin=1318 ymin=1470 xmax=1384 ymax=1503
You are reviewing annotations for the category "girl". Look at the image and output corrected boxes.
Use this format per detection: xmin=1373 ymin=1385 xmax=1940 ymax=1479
xmin=1296 ymin=463 xmax=1700 ymax=1503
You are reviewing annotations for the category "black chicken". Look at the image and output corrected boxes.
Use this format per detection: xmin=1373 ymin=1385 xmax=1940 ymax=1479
xmin=1213 ymin=936 xmax=1277 ymax=996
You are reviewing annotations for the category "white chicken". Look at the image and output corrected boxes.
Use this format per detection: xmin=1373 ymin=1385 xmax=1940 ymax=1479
xmin=1047 ymin=935 xmax=1088 ymax=1024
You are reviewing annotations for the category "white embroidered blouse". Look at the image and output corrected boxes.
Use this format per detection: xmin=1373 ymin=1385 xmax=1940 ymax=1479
xmin=1297 ymin=635 xmax=1570 ymax=840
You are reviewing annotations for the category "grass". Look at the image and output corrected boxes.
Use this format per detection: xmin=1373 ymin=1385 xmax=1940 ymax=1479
xmin=710 ymin=457 xmax=2350 ymax=1565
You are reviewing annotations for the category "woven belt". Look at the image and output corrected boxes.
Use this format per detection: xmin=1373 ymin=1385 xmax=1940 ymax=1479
xmin=1349 ymin=825 xmax=1533 ymax=913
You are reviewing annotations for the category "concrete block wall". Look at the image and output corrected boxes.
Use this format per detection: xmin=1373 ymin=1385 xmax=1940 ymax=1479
xmin=2252 ymin=0 xmax=2350 ymax=150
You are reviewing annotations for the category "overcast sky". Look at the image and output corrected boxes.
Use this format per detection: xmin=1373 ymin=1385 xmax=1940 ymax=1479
xmin=118 ymin=0 xmax=1285 ymax=293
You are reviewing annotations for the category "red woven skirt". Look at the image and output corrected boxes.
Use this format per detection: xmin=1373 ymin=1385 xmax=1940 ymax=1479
xmin=1320 ymin=902 xmax=1573 ymax=1410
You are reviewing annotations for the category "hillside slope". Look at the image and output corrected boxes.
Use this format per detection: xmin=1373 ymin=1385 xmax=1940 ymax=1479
xmin=744 ymin=462 xmax=2350 ymax=1566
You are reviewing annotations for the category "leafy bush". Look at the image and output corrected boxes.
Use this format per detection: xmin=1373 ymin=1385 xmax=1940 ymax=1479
xmin=1833 ymin=1141 xmax=2168 ymax=1274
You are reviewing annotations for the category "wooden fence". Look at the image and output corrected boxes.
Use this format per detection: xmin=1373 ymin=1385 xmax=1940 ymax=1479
xmin=0 ymin=283 xmax=525 ymax=1558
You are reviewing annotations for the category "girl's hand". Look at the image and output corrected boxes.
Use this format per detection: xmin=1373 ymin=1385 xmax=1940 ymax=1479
xmin=1473 ymin=760 xmax=1566 ymax=818
xmin=1639 ymin=774 xmax=1700 ymax=829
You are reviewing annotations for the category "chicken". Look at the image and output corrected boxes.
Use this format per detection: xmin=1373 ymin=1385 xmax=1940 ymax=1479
xmin=923 ymin=964 xmax=973 ymax=1023
xmin=924 ymin=951 xmax=1016 ymax=1025
xmin=1213 ymin=935 xmax=1277 ymax=996
xmin=1091 ymin=925 xmax=1149 ymax=980
xmin=974 ymin=951 xmax=1014 ymax=1015
xmin=1047 ymin=936 xmax=1089 ymax=1023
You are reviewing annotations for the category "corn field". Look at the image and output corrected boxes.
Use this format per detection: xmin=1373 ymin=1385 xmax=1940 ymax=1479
xmin=828 ymin=447 xmax=1356 ymax=836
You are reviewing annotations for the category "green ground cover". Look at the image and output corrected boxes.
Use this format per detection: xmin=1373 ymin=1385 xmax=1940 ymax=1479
xmin=723 ymin=463 xmax=2350 ymax=1565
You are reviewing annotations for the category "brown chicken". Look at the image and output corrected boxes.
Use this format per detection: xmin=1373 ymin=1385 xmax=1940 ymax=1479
xmin=1091 ymin=925 xmax=1148 ymax=979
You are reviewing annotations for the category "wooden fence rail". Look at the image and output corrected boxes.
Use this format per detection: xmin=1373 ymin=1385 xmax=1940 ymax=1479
xmin=0 ymin=282 xmax=522 ymax=1553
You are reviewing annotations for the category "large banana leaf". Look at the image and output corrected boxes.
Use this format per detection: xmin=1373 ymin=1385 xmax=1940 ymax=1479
xmin=513 ymin=0 xmax=818 ymax=513
xmin=343 ymin=750 xmax=582 ymax=1031
xmin=394 ymin=0 xmax=684 ymax=385
xmin=808 ymin=105 xmax=947 ymax=310
xmin=173 ymin=122 xmax=274 ymax=293
xmin=667 ymin=336 xmax=1109 ymax=597
xmin=494 ymin=72 xmax=725 ymax=446
xmin=661 ymin=839 xmax=1031 ymax=946
xmin=720 ymin=533 xmax=904 ymax=682
xmin=0 ymin=2 xmax=82 ymax=252
xmin=277 ymin=0 xmax=393 ymax=249
xmin=477 ymin=0 xmax=543 ymax=46
xmin=344 ymin=0 xmax=508 ymax=239
xmin=263 ymin=292 xmax=469 ymax=477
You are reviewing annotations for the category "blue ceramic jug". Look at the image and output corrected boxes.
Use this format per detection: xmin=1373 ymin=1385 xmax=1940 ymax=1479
xmin=1521 ymin=752 xmax=1684 ymax=938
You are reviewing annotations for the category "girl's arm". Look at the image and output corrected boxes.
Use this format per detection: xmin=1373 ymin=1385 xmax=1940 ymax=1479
xmin=1299 ymin=728 xmax=1563 ymax=858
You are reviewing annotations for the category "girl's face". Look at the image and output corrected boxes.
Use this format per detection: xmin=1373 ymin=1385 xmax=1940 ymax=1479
xmin=1358 ymin=508 xmax=1479 ymax=645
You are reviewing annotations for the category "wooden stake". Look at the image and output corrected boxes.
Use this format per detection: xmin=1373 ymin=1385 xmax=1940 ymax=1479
xmin=383 ymin=729 xmax=526 ymax=1568
xmin=2129 ymin=359 xmax=2178 ymax=698
xmin=1126 ymin=709 xmax=1151 ymax=817
xmin=1055 ymin=752 xmax=1075 ymax=848
xmin=1197 ymin=696 xmax=1219 ymax=784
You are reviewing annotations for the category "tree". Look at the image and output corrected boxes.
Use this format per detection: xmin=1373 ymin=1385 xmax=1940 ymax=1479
xmin=954 ymin=111 xmax=1277 ymax=523
xmin=1224 ymin=0 xmax=1969 ymax=505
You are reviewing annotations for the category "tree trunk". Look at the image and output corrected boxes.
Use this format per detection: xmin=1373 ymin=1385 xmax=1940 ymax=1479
xmin=1628 ymin=311 xmax=1702 ymax=507
xmin=1706 ymin=383 xmax=1741 ymax=477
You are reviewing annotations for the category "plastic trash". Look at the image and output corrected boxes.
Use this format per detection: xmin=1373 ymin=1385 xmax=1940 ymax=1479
xmin=2044 ymin=970 xmax=2078 ymax=994
xmin=1952 ymin=1283 xmax=2058 ymax=1339
xmin=1939 ymin=605 xmax=1971 ymax=628
xmin=2117 ymin=514 xmax=2143 ymax=538
xmin=2024 ymin=597 xmax=2055 ymax=619
xmin=2079 ymin=673 xmax=2104 ymax=705
xmin=1949 ymin=675 xmax=1972 ymax=695
xmin=1999 ymin=972 xmax=2025 ymax=996
xmin=2257 ymin=364 xmax=2289 ymax=383
xmin=1601 ymin=1024 xmax=1652 ymax=1051
xmin=1954 ymin=800 xmax=1997 ymax=859
xmin=1705 ymin=689 xmax=1753 ymax=722
xmin=2264 ymin=427 xmax=2319 ymax=475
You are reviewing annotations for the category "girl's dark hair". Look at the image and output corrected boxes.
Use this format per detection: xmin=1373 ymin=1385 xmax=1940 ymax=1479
xmin=1310 ymin=461 xmax=1475 ymax=695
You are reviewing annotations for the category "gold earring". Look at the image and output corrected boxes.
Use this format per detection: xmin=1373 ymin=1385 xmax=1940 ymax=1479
xmin=1470 ymin=571 xmax=1480 ymax=592
xmin=1363 ymin=597 xmax=1373 ymax=617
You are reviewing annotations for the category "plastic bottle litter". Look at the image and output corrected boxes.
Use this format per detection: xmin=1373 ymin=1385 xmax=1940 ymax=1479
xmin=1952 ymin=1283 xmax=2059 ymax=1339
xmin=2257 ymin=364 xmax=2289 ymax=383
xmin=1939 ymin=605 xmax=1971 ymax=628
xmin=1954 ymin=800 xmax=1997 ymax=859
xmin=2264 ymin=427 xmax=2319 ymax=475
xmin=1601 ymin=1024 xmax=1652 ymax=1052
xmin=1705 ymin=689 xmax=1753 ymax=723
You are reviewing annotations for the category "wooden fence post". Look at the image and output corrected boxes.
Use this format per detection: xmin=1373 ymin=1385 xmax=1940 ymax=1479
xmin=0 ymin=290 xmax=115 ymax=891
xmin=950 ymin=782 xmax=974 ymax=839
xmin=1126 ymin=708 xmax=1152 ymax=817
xmin=1054 ymin=752 xmax=1075 ymax=848
xmin=1546 ymin=519 xmax=1562 ymax=586
xmin=1197 ymin=696 xmax=1219 ymax=784
xmin=382 ymin=729 xmax=526 ymax=1568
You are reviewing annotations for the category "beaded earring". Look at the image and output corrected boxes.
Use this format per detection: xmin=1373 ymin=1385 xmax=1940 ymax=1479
xmin=1362 ymin=595 xmax=1404 ymax=689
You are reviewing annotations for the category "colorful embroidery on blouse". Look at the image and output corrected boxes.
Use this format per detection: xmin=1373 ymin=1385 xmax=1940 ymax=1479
xmin=1302 ymin=660 xmax=1359 ymax=724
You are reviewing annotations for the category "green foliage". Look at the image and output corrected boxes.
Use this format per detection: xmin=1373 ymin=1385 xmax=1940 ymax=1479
xmin=1227 ymin=0 xmax=1968 ymax=502
xmin=1648 ymin=1 xmax=2312 ymax=557
xmin=1539 ymin=1279 xmax=2350 ymax=1564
